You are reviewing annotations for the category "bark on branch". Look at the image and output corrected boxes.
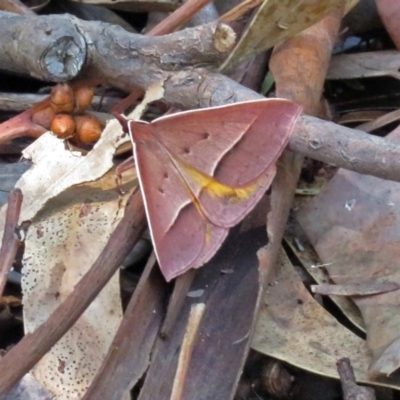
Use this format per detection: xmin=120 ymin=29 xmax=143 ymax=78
xmin=1 ymin=11 xmax=400 ymax=182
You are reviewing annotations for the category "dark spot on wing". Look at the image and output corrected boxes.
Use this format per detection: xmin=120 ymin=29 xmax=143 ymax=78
xmin=158 ymin=188 xmax=165 ymax=194
xmin=202 ymin=132 xmax=210 ymax=140
xmin=183 ymin=147 xmax=191 ymax=154
xmin=164 ymin=172 xmax=169 ymax=179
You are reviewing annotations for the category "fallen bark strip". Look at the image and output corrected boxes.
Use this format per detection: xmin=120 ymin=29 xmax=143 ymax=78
xmin=1 ymin=12 xmax=400 ymax=182
xmin=82 ymin=254 xmax=167 ymax=400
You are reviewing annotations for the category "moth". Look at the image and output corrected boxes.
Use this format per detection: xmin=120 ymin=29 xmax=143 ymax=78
xmin=117 ymin=99 xmax=301 ymax=281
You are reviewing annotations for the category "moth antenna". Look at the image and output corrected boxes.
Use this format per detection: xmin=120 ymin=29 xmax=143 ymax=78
xmin=112 ymin=111 xmax=129 ymax=134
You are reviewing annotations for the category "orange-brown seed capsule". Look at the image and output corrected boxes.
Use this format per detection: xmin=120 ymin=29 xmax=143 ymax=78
xmin=50 ymin=114 xmax=76 ymax=139
xmin=31 ymin=106 xmax=56 ymax=129
xmin=73 ymin=86 xmax=94 ymax=113
xmin=74 ymin=115 xmax=103 ymax=143
xmin=50 ymin=84 xmax=74 ymax=113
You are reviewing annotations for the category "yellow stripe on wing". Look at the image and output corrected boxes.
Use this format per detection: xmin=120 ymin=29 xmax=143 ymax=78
xmin=181 ymin=162 xmax=259 ymax=203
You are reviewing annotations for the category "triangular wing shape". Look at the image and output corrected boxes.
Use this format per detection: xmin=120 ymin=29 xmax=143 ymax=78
xmin=130 ymin=122 xmax=228 ymax=281
xmin=150 ymin=99 xmax=302 ymax=227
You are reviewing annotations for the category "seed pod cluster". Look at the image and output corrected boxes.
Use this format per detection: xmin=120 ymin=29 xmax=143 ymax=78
xmin=32 ymin=83 xmax=102 ymax=144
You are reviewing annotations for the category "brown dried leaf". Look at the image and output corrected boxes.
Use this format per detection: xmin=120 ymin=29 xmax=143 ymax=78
xmin=252 ymin=248 xmax=400 ymax=389
xmin=296 ymin=155 xmax=400 ymax=378
xmin=220 ymin=0 xmax=352 ymax=73
xmin=284 ymin=221 xmax=365 ymax=332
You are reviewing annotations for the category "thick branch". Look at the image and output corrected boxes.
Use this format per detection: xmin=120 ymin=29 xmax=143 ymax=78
xmin=291 ymin=115 xmax=400 ymax=182
xmin=1 ymin=12 xmax=400 ymax=182
xmin=0 ymin=11 xmax=231 ymax=85
xmin=0 ymin=12 xmax=86 ymax=81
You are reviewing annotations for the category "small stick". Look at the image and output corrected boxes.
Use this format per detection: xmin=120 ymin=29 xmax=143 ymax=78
xmin=0 ymin=0 xmax=35 ymax=15
xmin=219 ymin=0 xmax=263 ymax=23
xmin=160 ymin=269 xmax=197 ymax=338
xmin=0 ymin=189 xmax=22 ymax=297
xmin=147 ymin=0 xmax=212 ymax=36
xmin=357 ymin=108 xmax=400 ymax=133
xmin=337 ymin=358 xmax=376 ymax=400
xmin=170 ymin=303 xmax=205 ymax=400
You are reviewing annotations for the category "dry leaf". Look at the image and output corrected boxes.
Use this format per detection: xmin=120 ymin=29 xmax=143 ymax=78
xmin=284 ymin=221 xmax=365 ymax=332
xmin=22 ymin=167 xmax=136 ymax=398
xmin=0 ymin=80 xmax=165 ymax=398
xmin=220 ymin=0 xmax=351 ymax=72
xmin=296 ymin=162 xmax=400 ymax=378
xmin=327 ymin=50 xmax=400 ymax=80
xmin=252 ymin=248 xmax=400 ymax=389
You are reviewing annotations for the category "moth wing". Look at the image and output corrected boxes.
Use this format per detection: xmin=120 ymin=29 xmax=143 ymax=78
xmin=151 ymin=99 xmax=302 ymax=227
xmin=130 ymin=122 xmax=228 ymax=281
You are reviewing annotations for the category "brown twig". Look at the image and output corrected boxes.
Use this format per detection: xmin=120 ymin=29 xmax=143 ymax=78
xmin=219 ymin=0 xmax=263 ymax=23
xmin=0 ymin=0 xmax=35 ymax=15
xmin=147 ymin=0 xmax=212 ymax=36
xmin=82 ymin=253 xmax=167 ymax=400
xmin=337 ymin=358 xmax=376 ymax=400
xmin=0 ymin=188 xmax=146 ymax=397
xmin=357 ymin=108 xmax=400 ymax=133
xmin=0 ymin=189 xmax=22 ymax=297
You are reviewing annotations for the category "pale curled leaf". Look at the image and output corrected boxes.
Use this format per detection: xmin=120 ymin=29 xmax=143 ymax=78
xmin=9 ymin=78 xmax=164 ymax=225
xmin=18 ymin=121 xmax=126 ymax=223
xmin=369 ymin=337 xmax=400 ymax=378
xmin=22 ymin=168 xmax=137 ymax=399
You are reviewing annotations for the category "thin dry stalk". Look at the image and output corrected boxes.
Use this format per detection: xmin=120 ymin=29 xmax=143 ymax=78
xmin=0 ymin=0 xmax=35 ymax=15
xmin=219 ymin=0 xmax=263 ymax=23
xmin=147 ymin=0 xmax=212 ymax=36
xmin=337 ymin=358 xmax=376 ymax=400
xmin=0 ymin=189 xmax=22 ymax=297
xmin=170 ymin=303 xmax=206 ymax=400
